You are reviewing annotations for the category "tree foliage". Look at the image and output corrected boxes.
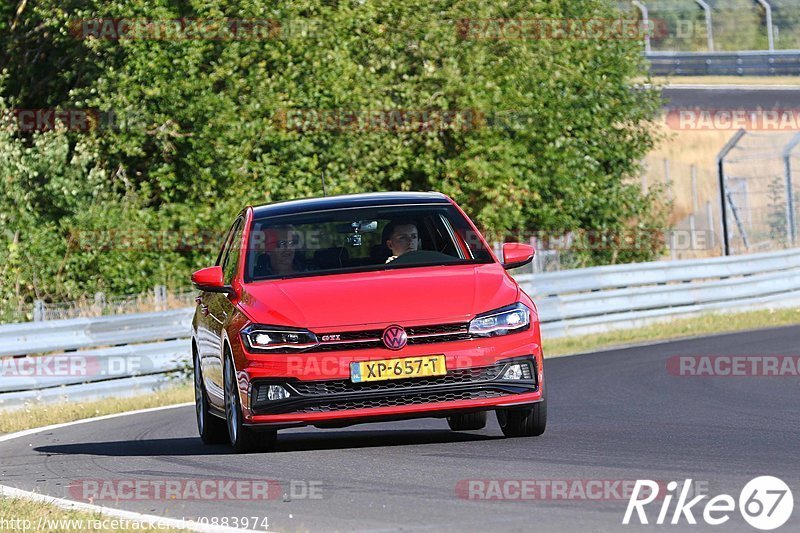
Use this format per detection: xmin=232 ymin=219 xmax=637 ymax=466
xmin=1 ymin=0 xmax=665 ymax=320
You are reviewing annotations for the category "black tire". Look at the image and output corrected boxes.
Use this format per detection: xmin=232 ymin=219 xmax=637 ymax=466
xmin=496 ymin=397 xmax=547 ymax=437
xmin=194 ymin=351 xmax=228 ymax=445
xmin=447 ymin=411 xmax=488 ymax=431
xmin=224 ymin=350 xmax=277 ymax=453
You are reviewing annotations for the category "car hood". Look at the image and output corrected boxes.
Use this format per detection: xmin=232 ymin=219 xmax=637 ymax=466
xmin=238 ymin=263 xmax=519 ymax=329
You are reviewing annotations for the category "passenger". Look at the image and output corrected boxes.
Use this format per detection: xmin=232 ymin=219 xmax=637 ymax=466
xmin=264 ymin=225 xmax=301 ymax=275
xmin=383 ymin=220 xmax=419 ymax=263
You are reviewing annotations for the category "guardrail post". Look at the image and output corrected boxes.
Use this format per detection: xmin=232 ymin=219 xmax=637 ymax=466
xmin=154 ymin=285 xmax=167 ymax=312
xmin=94 ymin=292 xmax=106 ymax=315
xmin=632 ymin=1 xmax=651 ymax=53
xmin=706 ymin=200 xmax=716 ymax=250
xmin=33 ymin=300 xmax=45 ymax=322
xmin=717 ymin=129 xmax=747 ymax=255
xmin=782 ymin=133 xmax=800 ymax=246
xmin=755 ymin=0 xmax=775 ymax=52
xmin=694 ymin=0 xmax=714 ymax=51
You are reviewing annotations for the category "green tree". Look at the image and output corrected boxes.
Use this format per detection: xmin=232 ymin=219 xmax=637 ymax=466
xmin=1 ymin=0 xmax=666 ymax=320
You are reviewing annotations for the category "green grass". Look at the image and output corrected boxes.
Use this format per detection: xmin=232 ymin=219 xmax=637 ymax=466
xmin=544 ymin=307 xmax=800 ymax=357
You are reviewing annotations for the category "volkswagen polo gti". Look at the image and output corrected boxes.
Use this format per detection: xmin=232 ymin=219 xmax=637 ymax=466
xmin=191 ymin=192 xmax=546 ymax=452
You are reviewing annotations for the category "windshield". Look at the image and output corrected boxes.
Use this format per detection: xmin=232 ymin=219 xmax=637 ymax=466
xmin=245 ymin=204 xmax=494 ymax=281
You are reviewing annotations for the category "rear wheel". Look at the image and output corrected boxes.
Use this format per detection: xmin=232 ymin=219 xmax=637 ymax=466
xmin=447 ymin=411 xmax=487 ymax=431
xmin=224 ymin=350 xmax=277 ymax=453
xmin=194 ymin=351 xmax=227 ymax=444
xmin=496 ymin=397 xmax=547 ymax=437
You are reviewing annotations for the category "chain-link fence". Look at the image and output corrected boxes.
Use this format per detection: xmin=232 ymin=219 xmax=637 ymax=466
xmin=719 ymin=131 xmax=800 ymax=254
xmin=29 ymin=286 xmax=196 ymax=322
xmin=643 ymin=156 xmax=723 ymax=260
xmin=617 ymin=0 xmax=800 ymax=52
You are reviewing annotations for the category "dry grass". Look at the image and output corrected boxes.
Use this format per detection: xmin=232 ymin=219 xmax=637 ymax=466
xmin=646 ymin=125 xmax=730 ymax=220
xmin=0 ymin=498 xmax=192 ymax=532
xmin=644 ymin=124 xmax=733 ymax=258
xmin=0 ymin=384 xmax=194 ymax=531
xmin=35 ymin=292 xmax=196 ymax=322
xmin=645 ymin=119 xmax=796 ymax=258
xmin=648 ymin=76 xmax=800 ymax=86
xmin=545 ymin=307 xmax=800 ymax=357
xmin=0 ymin=382 xmax=192 ymax=435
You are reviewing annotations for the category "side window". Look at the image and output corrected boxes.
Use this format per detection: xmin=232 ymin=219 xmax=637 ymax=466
xmin=222 ymin=219 xmax=244 ymax=283
xmin=216 ymin=221 xmax=237 ymax=267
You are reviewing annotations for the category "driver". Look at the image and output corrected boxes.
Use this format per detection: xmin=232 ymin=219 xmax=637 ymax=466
xmin=384 ymin=220 xmax=419 ymax=263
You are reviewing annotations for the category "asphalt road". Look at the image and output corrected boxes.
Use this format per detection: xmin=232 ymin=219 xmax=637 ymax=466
xmin=662 ymin=85 xmax=800 ymax=109
xmin=1 ymin=325 xmax=799 ymax=532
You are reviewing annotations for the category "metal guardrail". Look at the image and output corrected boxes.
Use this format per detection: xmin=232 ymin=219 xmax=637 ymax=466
xmin=647 ymin=50 xmax=800 ymax=76
xmin=0 ymin=309 xmax=192 ymax=358
xmin=523 ymin=248 xmax=800 ymax=338
xmin=2 ymin=248 xmax=800 ymax=409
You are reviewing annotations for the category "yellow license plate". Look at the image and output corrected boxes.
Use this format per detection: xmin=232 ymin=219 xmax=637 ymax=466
xmin=350 ymin=355 xmax=447 ymax=383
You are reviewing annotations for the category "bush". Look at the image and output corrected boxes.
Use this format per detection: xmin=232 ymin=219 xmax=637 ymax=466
xmin=1 ymin=0 xmax=665 ymax=320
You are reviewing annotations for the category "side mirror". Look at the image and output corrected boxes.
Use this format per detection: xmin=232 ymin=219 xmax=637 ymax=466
xmin=191 ymin=266 xmax=234 ymax=294
xmin=502 ymin=243 xmax=535 ymax=270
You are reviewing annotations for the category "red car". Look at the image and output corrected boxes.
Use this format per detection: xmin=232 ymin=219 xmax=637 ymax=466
xmin=191 ymin=192 xmax=546 ymax=452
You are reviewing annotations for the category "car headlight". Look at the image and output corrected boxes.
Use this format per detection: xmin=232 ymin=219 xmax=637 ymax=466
xmin=241 ymin=325 xmax=319 ymax=352
xmin=468 ymin=303 xmax=531 ymax=336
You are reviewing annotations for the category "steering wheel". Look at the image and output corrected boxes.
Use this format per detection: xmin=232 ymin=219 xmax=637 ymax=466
xmin=388 ymin=250 xmax=458 ymax=265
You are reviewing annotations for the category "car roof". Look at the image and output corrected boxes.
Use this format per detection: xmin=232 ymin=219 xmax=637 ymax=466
xmin=250 ymin=191 xmax=451 ymax=218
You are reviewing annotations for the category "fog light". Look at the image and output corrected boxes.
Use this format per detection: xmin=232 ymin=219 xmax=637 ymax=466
xmin=502 ymin=364 xmax=525 ymax=380
xmin=267 ymin=385 xmax=290 ymax=401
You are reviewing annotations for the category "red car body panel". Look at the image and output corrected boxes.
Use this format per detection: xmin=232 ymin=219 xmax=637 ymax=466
xmin=236 ymin=264 xmax=520 ymax=329
xmin=192 ymin=192 xmax=544 ymax=430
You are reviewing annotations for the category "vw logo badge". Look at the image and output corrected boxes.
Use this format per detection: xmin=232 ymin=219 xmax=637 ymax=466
xmin=382 ymin=325 xmax=407 ymax=350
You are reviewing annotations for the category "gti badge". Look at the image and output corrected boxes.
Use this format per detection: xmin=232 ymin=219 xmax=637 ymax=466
xmin=382 ymin=325 xmax=407 ymax=350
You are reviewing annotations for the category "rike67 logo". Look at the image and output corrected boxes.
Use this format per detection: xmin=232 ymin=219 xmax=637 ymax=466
xmin=624 ymin=477 xmax=793 ymax=530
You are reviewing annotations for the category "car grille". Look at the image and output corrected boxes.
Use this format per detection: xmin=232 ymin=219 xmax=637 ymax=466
xmin=289 ymin=362 xmax=506 ymax=396
xmin=309 ymin=322 xmax=477 ymax=353
xmin=292 ymin=390 xmax=505 ymax=413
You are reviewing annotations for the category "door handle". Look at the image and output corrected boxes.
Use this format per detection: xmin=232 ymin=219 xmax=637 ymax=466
xmin=201 ymin=304 xmax=209 ymax=316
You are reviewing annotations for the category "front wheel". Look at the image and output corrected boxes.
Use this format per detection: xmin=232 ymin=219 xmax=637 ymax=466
xmin=194 ymin=352 xmax=227 ymax=444
xmin=447 ymin=411 xmax=487 ymax=431
xmin=224 ymin=350 xmax=277 ymax=453
xmin=496 ymin=397 xmax=547 ymax=437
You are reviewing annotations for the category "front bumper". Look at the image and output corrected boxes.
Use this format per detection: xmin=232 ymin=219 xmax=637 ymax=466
xmin=245 ymin=356 xmax=541 ymax=428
